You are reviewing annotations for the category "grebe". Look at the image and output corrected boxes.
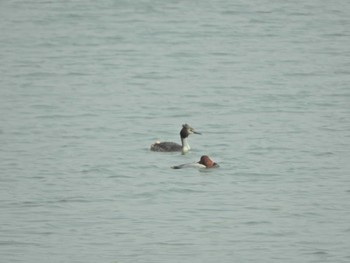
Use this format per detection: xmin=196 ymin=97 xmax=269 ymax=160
xmin=172 ymin=155 xmax=219 ymax=169
xmin=150 ymin=124 xmax=201 ymax=154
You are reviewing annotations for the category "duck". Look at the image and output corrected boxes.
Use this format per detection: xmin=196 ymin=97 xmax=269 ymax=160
xmin=172 ymin=155 xmax=219 ymax=169
xmin=150 ymin=124 xmax=201 ymax=154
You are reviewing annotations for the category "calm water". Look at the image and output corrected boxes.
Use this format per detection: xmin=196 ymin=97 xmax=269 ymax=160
xmin=1 ymin=0 xmax=350 ymax=262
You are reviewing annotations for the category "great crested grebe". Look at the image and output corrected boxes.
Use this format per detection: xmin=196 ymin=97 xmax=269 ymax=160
xmin=150 ymin=124 xmax=201 ymax=154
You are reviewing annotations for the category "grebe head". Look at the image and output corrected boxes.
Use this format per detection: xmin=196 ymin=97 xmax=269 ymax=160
xmin=198 ymin=155 xmax=219 ymax=168
xmin=180 ymin=124 xmax=201 ymax=138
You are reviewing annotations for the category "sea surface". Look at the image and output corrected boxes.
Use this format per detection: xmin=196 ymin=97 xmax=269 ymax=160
xmin=1 ymin=0 xmax=350 ymax=262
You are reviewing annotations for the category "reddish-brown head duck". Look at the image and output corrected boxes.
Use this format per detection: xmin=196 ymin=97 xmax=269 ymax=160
xmin=172 ymin=155 xmax=219 ymax=169
xmin=198 ymin=155 xmax=219 ymax=168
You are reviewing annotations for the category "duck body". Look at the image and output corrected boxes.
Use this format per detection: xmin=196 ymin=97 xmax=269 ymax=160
xmin=172 ymin=155 xmax=219 ymax=169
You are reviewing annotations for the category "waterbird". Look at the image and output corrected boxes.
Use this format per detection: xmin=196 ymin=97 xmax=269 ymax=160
xmin=172 ymin=155 xmax=219 ymax=169
xmin=150 ymin=124 xmax=201 ymax=154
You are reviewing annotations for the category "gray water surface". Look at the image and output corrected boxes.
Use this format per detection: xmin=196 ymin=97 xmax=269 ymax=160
xmin=1 ymin=1 xmax=350 ymax=262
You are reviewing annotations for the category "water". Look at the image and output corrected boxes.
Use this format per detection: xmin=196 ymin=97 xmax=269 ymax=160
xmin=1 ymin=0 xmax=350 ymax=262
